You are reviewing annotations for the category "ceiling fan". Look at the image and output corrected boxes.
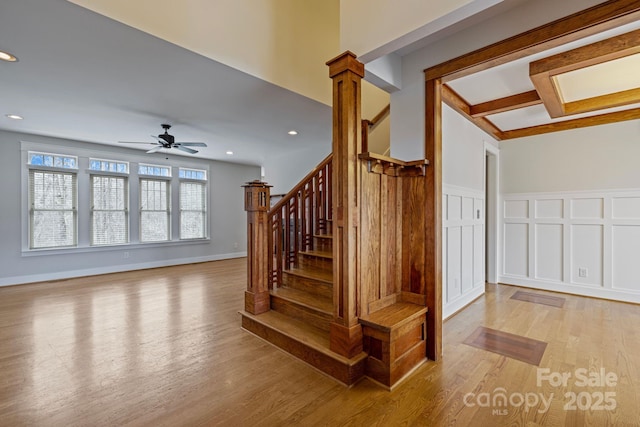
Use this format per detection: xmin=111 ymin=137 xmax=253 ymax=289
xmin=119 ymin=124 xmax=207 ymax=154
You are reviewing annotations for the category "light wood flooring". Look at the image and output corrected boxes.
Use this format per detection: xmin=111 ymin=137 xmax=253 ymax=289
xmin=1 ymin=258 xmax=639 ymax=426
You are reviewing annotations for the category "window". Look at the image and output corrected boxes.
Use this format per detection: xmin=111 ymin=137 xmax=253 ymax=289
xmin=89 ymin=158 xmax=129 ymax=246
xmin=179 ymin=168 xmax=207 ymax=239
xmin=23 ymin=145 xmax=210 ymax=253
xmin=139 ymin=163 xmax=171 ymax=177
xmin=91 ymin=175 xmax=128 ymax=245
xmin=90 ymin=158 xmax=129 ymax=174
xmin=180 ymin=182 xmax=206 ymax=239
xmin=28 ymin=152 xmax=78 ymax=249
xmin=29 ymin=152 xmax=77 ymax=169
xmin=140 ymin=178 xmax=170 ymax=242
xmin=179 ymin=168 xmax=206 ymax=180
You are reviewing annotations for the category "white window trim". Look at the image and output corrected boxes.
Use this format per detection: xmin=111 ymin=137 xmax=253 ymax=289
xmin=28 ymin=168 xmax=78 ymax=249
xmin=139 ymin=177 xmax=172 ymax=243
xmin=179 ymin=180 xmax=208 ymax=240
xmin=90 ymin=174 xmax=130 ymax=246
xmin=20 ymin=140 xmax=211 ymax=256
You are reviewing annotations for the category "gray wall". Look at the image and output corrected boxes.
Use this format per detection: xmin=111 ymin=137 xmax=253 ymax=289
xmin=500 ymin=120 xmax=640 ymax=193
xmin=0 ymin=130 xmax=260 ymax=286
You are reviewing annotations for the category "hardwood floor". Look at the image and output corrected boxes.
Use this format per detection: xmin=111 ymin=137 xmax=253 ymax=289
xmin=1 ymin=259 xmax=639 ymax=426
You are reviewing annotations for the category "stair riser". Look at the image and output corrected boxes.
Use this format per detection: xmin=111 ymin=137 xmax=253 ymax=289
xmin=271 ymin=295 xmax=332 ymax=332
xmin=282 ymin=273 xmax=333 ymax=299
xmin=314 ymin=237 xmax=332 ymax=252
xmin=298 ymin=254 xmax=332 ymax=273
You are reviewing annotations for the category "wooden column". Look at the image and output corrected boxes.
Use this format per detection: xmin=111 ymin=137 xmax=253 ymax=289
xmin=425 ymin=78 xmax=443 ymax=360
xmin=327 ymin=51 xmax=364 ymax=358
xmin=243 ymin=180 xmax=271 ymax=315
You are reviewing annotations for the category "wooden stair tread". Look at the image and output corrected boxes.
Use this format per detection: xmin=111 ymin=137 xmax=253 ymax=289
xmin=313 ymin=234 xmax=334 ymax=239
xmin=284 ymin=267 xmax=333 ymax=284
xmin=240 ymin=310 xmax=366 ymax=365
xmin=359 ymin=303 xmax=428 ymax=333
xmin=271 ymin=287 xmax=333 ymax=313
xmin=299 ymin=250 xmax=333 ymax=259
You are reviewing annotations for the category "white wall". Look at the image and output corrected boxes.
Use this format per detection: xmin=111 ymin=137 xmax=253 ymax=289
xmin=499 ymin=121 xmax=640 ymax=303
xmin=0 ymin=130 xmax=260 ymax=286
xmin=443 ymin=105 xmax=493 ymax=190
xmin=443 ymin=185 xmax=486 ymax=319
xmin=442 ymin=105 xmax=499 ymax=318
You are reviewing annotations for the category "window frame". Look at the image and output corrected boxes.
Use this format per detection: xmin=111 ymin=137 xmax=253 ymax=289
xmin=139 ymin=176 xmax=172 ymax=243
xmin=27 ymin=151 xmax=79 ymax=250
xmin=21 ymin=141 xmax=211 ymax=256
xmin=28 ymin=167 xmax=78 ymax=249
xmin=90 ymin=173 xmax=130 ymax=246
xmin=179 ymin=168 xmax=208 ymax=240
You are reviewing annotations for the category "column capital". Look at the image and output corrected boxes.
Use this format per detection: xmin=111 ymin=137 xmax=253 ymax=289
xmin=327 ymin=51 xmax=365 ymax=79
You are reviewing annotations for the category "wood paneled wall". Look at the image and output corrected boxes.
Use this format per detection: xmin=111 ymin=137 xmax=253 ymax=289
xmin=357 ymin=154 xmax=429 ymax=315
xmin=359 ymin=162 xmax=403 ymax=316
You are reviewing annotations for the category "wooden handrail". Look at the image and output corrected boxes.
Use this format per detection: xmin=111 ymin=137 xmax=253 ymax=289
xmin=270 ymin=154 xmax=332 ymax=214
xmin=361 ymin=104 xmax=390 ymax=153
xmin=369 ymin=104 xmax=390 ymax=127
xmin=268 ymin=153 xmax=333 ymax=288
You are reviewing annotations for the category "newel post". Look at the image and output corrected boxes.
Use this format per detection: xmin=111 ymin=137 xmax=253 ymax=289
xmin=242 ymin=180 xmax=271 ymax=315
xmin=327 ymin=51 xmax=364 ymax=358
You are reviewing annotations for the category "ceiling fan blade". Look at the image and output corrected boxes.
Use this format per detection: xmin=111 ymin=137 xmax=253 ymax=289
xmin=176 ymin=145 xmax=198 ymax=154
xmin=175 ymin=142 xmax=207 ymax=147
xmin=146 ymin=145 xmax=164 ymax=153
xmin=118 ymin=141 xmax=156 ymax=145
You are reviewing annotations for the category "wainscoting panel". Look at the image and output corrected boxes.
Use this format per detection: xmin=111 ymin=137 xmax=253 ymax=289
xmin=500 ymin=190 xmax=640 ymax=303
xmin=611 ymin=225 xmax=640 ymax=291
xmin=535 ymin=199 xmax=563 ymax=219
xmin=535 ymin=224 xmax=563 ymax=282
xmin=504 ymin=223 xmax=528 ymax=277
xmin=571 ymin=225 xmax=603 ymax=286
xmin=443 ymin=185 xmax=485 ymax=319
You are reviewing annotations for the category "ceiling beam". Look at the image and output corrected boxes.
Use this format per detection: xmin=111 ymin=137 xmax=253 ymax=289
xmin=530 ymin=27 xmax=640 ymax=117
xmin=501 ymin=107 xmax=640 ymax=139
xmin=441 ymin=85 xmax=504 ymax=139
xmin=469 ymin=90 xmax=542 ymax=118
xmin=564 ymin=88 xmax=640 ymax=115
xmin=424 ymin=0 xmax=640 ymax=82
xmin=529 ymin=27 xmax=640 ymax=75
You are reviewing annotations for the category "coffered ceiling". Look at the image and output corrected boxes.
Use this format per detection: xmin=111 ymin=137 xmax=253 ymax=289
xmin=444 ymin=17 xmax=640 ymax=140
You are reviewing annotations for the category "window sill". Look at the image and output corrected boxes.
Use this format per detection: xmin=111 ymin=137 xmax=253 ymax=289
xmin=21 ymin=238 xmax=211 ymax=257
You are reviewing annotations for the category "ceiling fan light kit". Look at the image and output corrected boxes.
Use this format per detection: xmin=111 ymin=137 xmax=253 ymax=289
xmin=119 ymin=124 xmax=207 ymax=154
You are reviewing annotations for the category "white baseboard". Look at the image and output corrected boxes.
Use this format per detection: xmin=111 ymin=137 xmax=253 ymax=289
xmin=0 ymin=252 xmax=247 ymax=287
xmin=444 ymin=284 xmax=485 ymax=320
xmin=499 ymin=275 xmax=640 ymax=304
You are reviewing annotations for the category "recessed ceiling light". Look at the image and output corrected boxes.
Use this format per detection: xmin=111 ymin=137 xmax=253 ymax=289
xmin=0 ymin=51 xmax=18 ymax=62
xmin=226 ymin=151 xmax=234 ymax=155
xmin=288 ymin=130 xmax=298 ymax=135
xmin=6 ymin=114 xmax=23 ymax=120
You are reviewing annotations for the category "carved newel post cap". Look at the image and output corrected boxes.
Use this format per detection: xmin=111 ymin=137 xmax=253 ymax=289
xmin=242 ymin=180 xmax=272 ymax=188
xmin=243 ymin=180 xmax=271 ymax=211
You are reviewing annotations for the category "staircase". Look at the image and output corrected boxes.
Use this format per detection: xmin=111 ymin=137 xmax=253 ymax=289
xmin=241 ymin=156 xmax=368 ymax=385
xmin=241 ymin=52 xmax=437 ymax=389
